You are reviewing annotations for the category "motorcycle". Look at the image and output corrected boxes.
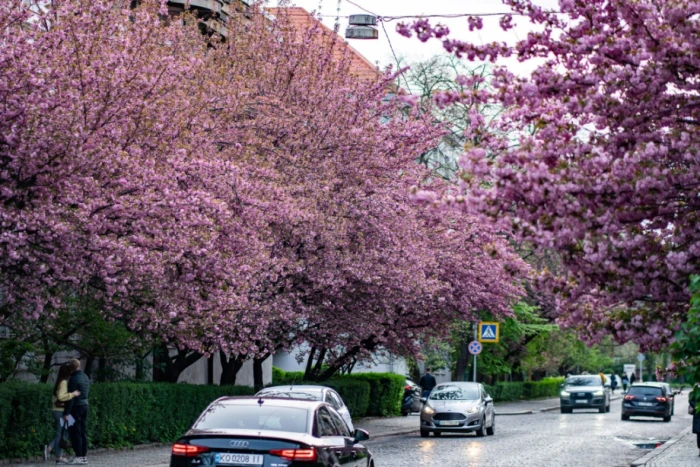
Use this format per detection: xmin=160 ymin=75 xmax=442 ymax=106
xmin=401 ymin=384 xmax=422 ymax=416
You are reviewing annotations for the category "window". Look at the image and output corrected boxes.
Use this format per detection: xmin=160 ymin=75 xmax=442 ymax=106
xmin=628 ymin=386 xmax=663 ymax=397
xmin=328 ymin=409 xmax=351 ymax=437
xmin=327 ymin=391 xmax=343 ymax=410
xmin=429 ymin=384 xmax=480 ymax=401
xmin=193 ymin=403 xmax=308 ymax=433
xmin=317 ymin=408 xmax=340 ymax=437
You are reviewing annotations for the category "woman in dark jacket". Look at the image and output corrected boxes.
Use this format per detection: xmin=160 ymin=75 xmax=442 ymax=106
xmin=691 ymin=383 xmax=700 ymax=457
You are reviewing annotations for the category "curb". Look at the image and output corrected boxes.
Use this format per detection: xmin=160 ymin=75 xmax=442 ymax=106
xmin=368 ymin=428 xmax=419 ymax=439
xmin=497 ymin=410 xmax=535 ymax=416
xmin=629 ymin=427 xmax=692 ymax=466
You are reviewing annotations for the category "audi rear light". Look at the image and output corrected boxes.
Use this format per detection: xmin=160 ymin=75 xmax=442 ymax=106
xmin=624 ymin=395 xmax=635 ymax=401
xmin=269 ymin=448 xmax=317 ymax=462
xmin=172 ymin=443 xmax=209 ymax=457
xmin=655 ymin=396 xmax=667 ymax=402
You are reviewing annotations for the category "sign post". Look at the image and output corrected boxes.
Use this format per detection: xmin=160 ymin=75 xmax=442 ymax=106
xmin=472 ymin=323 xmax=478 ymax=382
xmin=637 ymin=353 xmax=645 ymax=382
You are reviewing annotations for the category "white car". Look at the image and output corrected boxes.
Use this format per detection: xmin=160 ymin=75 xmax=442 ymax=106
xmin=256 ymin=385 xmax=354 ymax=431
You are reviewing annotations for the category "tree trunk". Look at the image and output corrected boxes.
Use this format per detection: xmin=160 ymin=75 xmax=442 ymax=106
xmin=84 ymin=357 xmax=95 ymax=379
xmin=253 ymin=354 xmax=269 ymax=391
xmin=152 ymin=345 xmax=202 ymax=383
xmin=40 ymin=350 xmax=54 ymax=384
xmin=219 ymin=351 xmax=245 ymax=385
xmin=454 ymin=340 xmax=469 ymax=382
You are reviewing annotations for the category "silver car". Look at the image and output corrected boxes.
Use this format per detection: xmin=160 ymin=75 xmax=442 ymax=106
xmin=256 ymin=385 xmax=354 ymax=431
xmin=419 ymin=382 xmax=495 ymax=437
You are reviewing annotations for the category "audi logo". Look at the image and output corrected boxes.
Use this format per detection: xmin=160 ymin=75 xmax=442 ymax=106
xmin=230 ymin=440 xmax=249 ymax=448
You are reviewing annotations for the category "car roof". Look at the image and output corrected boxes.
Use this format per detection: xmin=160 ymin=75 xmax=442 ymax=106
xmin=259 ymin=385 xmax=327 ymax=392
xmin=435 ymin=382 xmax=480 ymax=387
xmin=211 ymin=396 xmax=327 ymax=409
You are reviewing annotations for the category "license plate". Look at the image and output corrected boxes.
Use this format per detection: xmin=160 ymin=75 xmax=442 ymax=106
xmin=438 ymin=420 xmax=461 ymax=426
xmin=215 ymin=453 xmax=263 ymax=465
xmin=639 ymin=402 xmax=653 ymax=406
xmin=575 ymin=399 xmax=588 ymax=403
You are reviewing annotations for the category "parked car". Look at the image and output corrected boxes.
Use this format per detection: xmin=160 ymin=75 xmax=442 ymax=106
xmin=402 ymin=378 xmax=422 ymax=416
xmin=621 ymin=383 xmax=673 ymax=422
xmin=560 ymin=375 xmax=611 ymax=413
xmin=637 ymin=382 xmax=679 ymax=416
xmin=170 ymin=397 xmax=373 ymax=467
xmin=256 ymin=385 xmax=354 ymax=431
xmin=419 ymin=382 xmax=495 ymax=438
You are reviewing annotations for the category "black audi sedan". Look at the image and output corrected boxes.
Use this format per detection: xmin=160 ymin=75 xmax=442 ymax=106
xmin=621 ymin=384 xmax=673 ymax=422
xmin=170 ymin=397 xmax=374 ymax=467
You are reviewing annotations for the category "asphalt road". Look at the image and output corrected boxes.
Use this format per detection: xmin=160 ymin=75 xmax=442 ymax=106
xmin=365 ymin=392 xmax=693 ymax=467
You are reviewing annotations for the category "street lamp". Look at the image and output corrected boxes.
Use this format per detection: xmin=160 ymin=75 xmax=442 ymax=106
xmin=345 ymin=14 xmax=378 ymax=40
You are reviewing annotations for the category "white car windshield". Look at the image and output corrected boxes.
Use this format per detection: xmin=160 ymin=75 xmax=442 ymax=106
xmin=566 ymin=376 xmax=601 ymax=387
xmin=429 ymin=385 xmax=480 ymax=401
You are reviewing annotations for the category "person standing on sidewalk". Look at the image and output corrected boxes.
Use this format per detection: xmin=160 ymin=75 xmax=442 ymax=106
xmin=45 ymin=364 xmax=80 ymax=464
xmin=690 ymin=382 xmax=700 ymax=457
xmin=418 ymin=368 xmax=437 ymax=399
xmin=63 ymin=359 xmax=90 ymax=465
xmin=621 ymin=373 xmax=629 ymax=392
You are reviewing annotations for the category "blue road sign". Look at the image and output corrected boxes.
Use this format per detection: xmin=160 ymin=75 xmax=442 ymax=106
xmin=468 ymin=340 xmax=482 ymax=355
xmin=478 ymin=322 xmax=500 ymax=343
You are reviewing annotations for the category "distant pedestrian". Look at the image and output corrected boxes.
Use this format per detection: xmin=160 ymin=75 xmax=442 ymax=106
xmin=690 ymin=382 xmax=700 ymax=457
xmin=418 ymin=368 xmax=437 ymax=399
xmin=630 ymin=372 xmax=637 ymax=386
xmin=64 ymin=359 xmax=90 ymax=465
xmin=610 ymin=372 xmax=618 ymax=393
xmin=598 ymin=370 xmax=607 ymax=385
xmin=621 ymin=373 xmax=629 ymax=392
xmin=45 ymin=364 xmax=80 ymax=464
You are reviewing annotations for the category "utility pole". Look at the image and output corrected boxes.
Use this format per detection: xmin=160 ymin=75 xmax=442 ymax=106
xmin=473 ymin=322 xmax=478 ymax=382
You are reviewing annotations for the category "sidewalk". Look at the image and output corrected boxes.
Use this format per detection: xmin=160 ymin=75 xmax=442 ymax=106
xmin=631 ymin=427 xmax=700 ymax=466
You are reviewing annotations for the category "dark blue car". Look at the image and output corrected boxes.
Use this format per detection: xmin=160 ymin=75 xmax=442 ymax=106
xmin=170 ymin=397 xmax=373 ymax=467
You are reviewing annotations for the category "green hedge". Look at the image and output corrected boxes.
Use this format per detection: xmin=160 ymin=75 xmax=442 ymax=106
xmin=0 ymin=382 xmax=254 ymax=460
xmin=271 ymin=368 xmax=402 ymax=417
xmin=345 ymin=373 xmax=404 ymax=416
xmin=484 ymin=377 xmax=565 ymax=402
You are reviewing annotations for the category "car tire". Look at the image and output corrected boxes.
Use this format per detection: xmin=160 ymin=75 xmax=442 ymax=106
xmin=475 ymin=418 xmax=486 ymax=437
xmin=598 ymin=405 xmax=605 ymax=413
xmin=486 ymin=415 xmax=495 ymax=436
xmin=560 ymin=407 xmax=572 ymax=414
xmin=433 ymin=431 xmax=442 ymax=437
xmin=605 ymin=403 xmax=610 ymax=413
xmin=420 ymin=429 xmax=429 ymax=438
xmin=402 ymin=411 xmax=409 ymax=417
xmin=663 ymin=416 xmax=671 ymax=422
xmin=621 ymin=414 xmax=629 ymax=421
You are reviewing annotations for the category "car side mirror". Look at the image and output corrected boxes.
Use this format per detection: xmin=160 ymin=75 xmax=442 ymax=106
xmin=559 ymin=383 xmax=564 ymax=389
xmin=420 ymin=397 xmax=427 ymax=403
xmin=353 ymin=429 xmax=369 ymax=443
xmin=485 ymin=397 xmax=493 ymax=405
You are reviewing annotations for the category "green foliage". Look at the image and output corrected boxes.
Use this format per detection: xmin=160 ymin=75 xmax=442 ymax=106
xmin=669 ymin=275 xmax=700 ymax=383
xmin=483 ymin=378 xmax=564 ymax=402
xmin=321 ymin=378 xmax=371 ymax=419
xmin=0 ymin=382 xmax=254 ymax=460
xmin=346 ymin=373 xmax=404 ymax=417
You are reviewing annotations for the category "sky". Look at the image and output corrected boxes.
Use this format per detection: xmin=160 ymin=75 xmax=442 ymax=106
xmin=271 ymin=0 xmax=560 ymax=72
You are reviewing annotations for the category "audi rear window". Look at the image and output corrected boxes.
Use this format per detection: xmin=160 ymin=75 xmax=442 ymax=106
xmin=628 ymin=386 xmax=663 ymax=396
xmin=194 ymin=403 xmax=308 ymax=433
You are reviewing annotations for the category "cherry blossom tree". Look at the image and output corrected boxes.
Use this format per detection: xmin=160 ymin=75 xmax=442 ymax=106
xmin=401 ymin=0 xmax=700 ymax=350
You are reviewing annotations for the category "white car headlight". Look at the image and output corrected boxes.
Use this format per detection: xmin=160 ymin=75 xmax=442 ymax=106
xmin=593 ymin=390 xmax=604 ymax=396
xmin=466 ymin=407 xmax=479 ymax=414
xmin=561 ymin=391 xmax=570 ymax=397
xmin=422 ymin=406 xmax=435 ymax=415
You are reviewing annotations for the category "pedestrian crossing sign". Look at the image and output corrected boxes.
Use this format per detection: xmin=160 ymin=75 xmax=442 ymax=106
xmin=478 ymin=322 xmax=499 ymax=343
